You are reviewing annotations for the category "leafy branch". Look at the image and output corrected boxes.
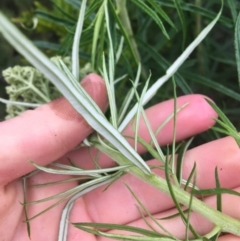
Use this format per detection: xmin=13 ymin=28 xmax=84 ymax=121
xmin=1 ymin=1 xmax=240 ymax=241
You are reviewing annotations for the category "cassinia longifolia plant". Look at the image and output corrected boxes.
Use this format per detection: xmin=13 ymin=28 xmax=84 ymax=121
xmin=1 ymin=1 xmax=240 ymax=241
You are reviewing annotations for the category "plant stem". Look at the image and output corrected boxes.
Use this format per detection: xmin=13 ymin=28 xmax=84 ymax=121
xmin=94 ymin=142 xmax=240 ymax=236
xmin=134 ymin=168 xmax=240 ymax=236
xmin=115 ymin=0 xmax=147 ymax=78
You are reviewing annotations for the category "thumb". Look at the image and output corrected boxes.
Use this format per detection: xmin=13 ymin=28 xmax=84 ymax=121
xmin=0 ymin=73 xmax=108 ymax=185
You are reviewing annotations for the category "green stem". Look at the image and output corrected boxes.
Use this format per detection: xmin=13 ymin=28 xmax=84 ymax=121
xmin=134 ymin=169 xmax=240 ymax=236
xmin=115 ymin=0 xmax=147 ymax=78
xmin=94 ymin=142 xmax=240 ymax=236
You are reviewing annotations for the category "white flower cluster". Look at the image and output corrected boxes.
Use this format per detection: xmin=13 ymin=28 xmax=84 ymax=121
xmin=2 ymin=57 xmax=72 ymax=119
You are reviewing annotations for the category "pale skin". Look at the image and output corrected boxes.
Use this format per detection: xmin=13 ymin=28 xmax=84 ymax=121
xmin=0 ymin=73 xmax=240 ymax=241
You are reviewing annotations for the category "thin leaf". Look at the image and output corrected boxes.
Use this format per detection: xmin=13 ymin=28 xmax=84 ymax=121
xmin=100 ymin=54 xmax=118 ymax=127
xmin=156 ymin=0 xmax=232 ymax=28
xmin=119 ymin=1 xmax=223 ymax=132
xmin=0 ymin=98 xmax=41 ymax=107
xmin=206 ymin=99 xmax=240 ymax=147
xmin=147 ymin=0 xmax=176 ymax=29
xmin=139 ymin=101 xmax=166 ymax=162
xmin=208 ymin=227 xmax=222 ymax=241
xmin=73 ymin=226 xmax=177 ymax=241
xmin=118 ymin=64 xmax=141 ymax=125
xmin=125 ymin=183 xmax=176 ymax=238
xmin=176 ymin=138 xmax=194 ymax=185
xmin=133 ymin=74 xmax=151 ymax=151
xmin=129 ymin=0 xmax=169 ymax=39
xmin=150 ymin=103 xmax=189 ymax=148
xmin=211 ymin=125 xmax=240 ymax=147
xmin=136 ymin=39 xmax=192 ymax=94
xmin=136 ymin=205 xmax=161 ymax=234
xmin=171 ymin=76 xmax=177 ymax=175
xmin=185 ymin=165 xmax=197 ymax=240
xmin=104 ymin=0 xmax=115 ymax=83
xmin=193 ymin=188 xmax=240 ymax=197
xmin=227 ymin=0 xmax=238 ymax=22
xmin=25 ymin=192 xmax=76 ymax=222
xmin=184 ymin=163 xmax=197 ymax=192
xmin=24 ymin=183 xmax=85 ymax=205
xmin=173 ymin=0 xmax=186 ymax=49
xmin=215 ymin=168 xmax=222 ymax=212
xmin=22 ymin=177 xmax=31 ymax=237
xmin=136 ymin=135 xmax=163 ymax=162
xmin=30 ymin=160 xmax=129 ymax=176
xmin=206 ymin=100 xmax=236 ymax=129
xmin=64 ymin=0 xmax=80 ymax=9
xmin=73 ymin=222 xmax=166 ymax=237
xmin=30 ymin=177 xmax=90 ymax=187
xmin=34 ymin=10 xmax=75 ymax=27
xmin=235 ymin=13 xmax=240 ymax=86
xmin=185 ymin=72 xmax=240 ymax=101
xmin=91 ymin=2 xmax=104 ymax=69
xmin=50 ymin=0 xmax=76 ymax=21
xmin=165 ymin=152 xmax=200 ymax=238
xmin=71 ymin=0 xmax=87 ymax=80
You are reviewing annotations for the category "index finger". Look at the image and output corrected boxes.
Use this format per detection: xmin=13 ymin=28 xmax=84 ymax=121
xmin=0 ymin=73 xmax=108 ymax=185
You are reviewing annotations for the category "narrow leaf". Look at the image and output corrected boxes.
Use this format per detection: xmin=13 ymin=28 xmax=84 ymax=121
xmin=193 ymin=188 xmax=240 ymax=197
xmin=186 ymin=72 xmax=240 ymax=101
xmin=165 ymin=153 xmax=199 ymax=238
xmin=176 ymin=138 xmax=194 ymax=184
xmin=73 ymin=222 xmax=167 ymax=237
xmin=147 ymin=0 xmax=176 ymax=29
xmin=129 ymin=0 xmax=169 ymax=39
xmin=215 ymin=168 xmax=222 ymax=212
xmin=235 ymin=13 xmax=240 ymax=86
xmin=206 ymin=99 xmax=240 ymax=147
xmin=119 ymin=1 xmax=223 ymax=131
xmin=173 ymin=0 xmax=186 ymax=49
xmin=30 ymin=160 xmax=129 ymax=176
xmin=227 ymin=0 xmax=238 ymax=22
xmin=71 ymin=0 xmax=87 ymax=79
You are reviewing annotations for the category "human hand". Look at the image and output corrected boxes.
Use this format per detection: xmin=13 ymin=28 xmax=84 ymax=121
xmin=0 ymin=73 xmax=239 ymax=241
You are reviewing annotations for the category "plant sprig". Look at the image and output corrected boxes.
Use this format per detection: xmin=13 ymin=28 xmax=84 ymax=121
xmin=2 ymin=1 xmax=240 ymax=241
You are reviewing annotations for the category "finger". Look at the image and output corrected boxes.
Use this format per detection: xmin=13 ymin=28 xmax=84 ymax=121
xmin=12 ymin=172 xmax=79 ymax=241
xmin=218 ymin=235 xmax=240 ymax=241
xmin=58 ymin=94 xmax=217 ymax=169
xmin=123 ymin=94 xmax=216 ymax=147
xmin=0 ymin=73 xmax=108 ymax=185
xmin=182 ymin=135 xmax=240 ymax=189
